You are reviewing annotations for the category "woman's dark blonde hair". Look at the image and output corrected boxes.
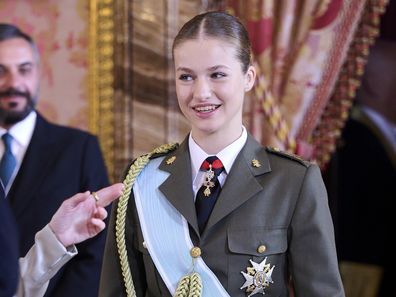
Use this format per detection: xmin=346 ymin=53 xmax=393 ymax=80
xmin=172 ymin=11 xmax=252 ymax=73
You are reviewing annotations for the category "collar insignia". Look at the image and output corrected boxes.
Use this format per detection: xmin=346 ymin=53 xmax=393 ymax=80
xmin=251 ymin=159 xmax=261 ymax=168
xmin=240 ymin=257 xmax=275 ymax=296
xmin=166 ymin=156 xmax=176 ymax=165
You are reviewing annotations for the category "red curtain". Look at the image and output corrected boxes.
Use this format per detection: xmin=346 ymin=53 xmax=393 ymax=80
xmin=226 ymin=0 xmax=388 ymax=168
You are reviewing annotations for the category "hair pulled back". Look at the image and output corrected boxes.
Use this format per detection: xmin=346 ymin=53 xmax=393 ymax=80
xmin=172 ymin=11 xmax=252 ymax=73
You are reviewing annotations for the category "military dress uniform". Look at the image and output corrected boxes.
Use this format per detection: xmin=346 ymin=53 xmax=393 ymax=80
xmin=100 ymin=134 xmax=345 ymax=297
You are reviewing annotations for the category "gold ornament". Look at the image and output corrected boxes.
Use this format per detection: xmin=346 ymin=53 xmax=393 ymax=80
xmin=166 ymin=156 xmax=176 ymax=165
xmin=203 ymin=165 xmax=215 ymax=196
xmin=252 ymin=159 xmax=261 ymax=168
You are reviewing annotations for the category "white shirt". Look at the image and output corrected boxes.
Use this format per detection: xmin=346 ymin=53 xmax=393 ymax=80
xmin=189 ymin=126 xmax=248 ymax=198
xmin=0 ymin=111 xmax=37 ymax=193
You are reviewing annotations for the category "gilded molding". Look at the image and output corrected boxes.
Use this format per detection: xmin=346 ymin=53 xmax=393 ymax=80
xmin=89 ymin=0 xmax=115 ymax=180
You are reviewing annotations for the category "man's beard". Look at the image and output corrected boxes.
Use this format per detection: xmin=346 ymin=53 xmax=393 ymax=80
xmin=0 ymin=88 xmax=36 ymax=126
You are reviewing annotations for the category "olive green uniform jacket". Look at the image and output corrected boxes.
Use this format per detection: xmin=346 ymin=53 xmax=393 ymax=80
xmin=99 ymin=135 xmax=345 ymax=297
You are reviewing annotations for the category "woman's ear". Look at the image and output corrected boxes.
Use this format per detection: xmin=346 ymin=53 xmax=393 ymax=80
xmin=244 ymin=65 xmax=256 ymax=92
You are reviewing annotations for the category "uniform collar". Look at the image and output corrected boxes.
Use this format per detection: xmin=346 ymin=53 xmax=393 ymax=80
xmin=189 ymin=126 xmax=248 ymax=180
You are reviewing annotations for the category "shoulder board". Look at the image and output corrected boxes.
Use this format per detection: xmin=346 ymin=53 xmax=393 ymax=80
xmin=265 ymin=146 xmax=309 ymax=167
xmin=119 ymin=143 xmax=179 ymax=179
xmin=149 ymin=142 xmax=179 ymax=159
xmin=129 ymin=142 xmax=180 ymax=164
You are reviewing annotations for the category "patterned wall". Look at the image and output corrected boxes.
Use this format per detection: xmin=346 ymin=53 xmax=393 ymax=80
xmin=111 ymin=0 xmax=210 ymax=180
xmin=0 ymin=0 xmax=211 ymax=181
xmin=0 ymin=0 xmax=90 ymax=130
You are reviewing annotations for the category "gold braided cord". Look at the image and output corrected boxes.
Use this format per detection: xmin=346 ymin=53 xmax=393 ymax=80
xmin=175 ymin=275 xmax=191 ymax=297
xmin=186 ymin=273 xmax=202 ymax=297
xmin=253 ymin=61 xmax=297 ymax=152
xmin=115 ymin=143 xmax=178 ymax=297
xmin=174 ymin=272 xmax=203 ymax=297
xmin=312 ymin=0 xmax=388 ymax=169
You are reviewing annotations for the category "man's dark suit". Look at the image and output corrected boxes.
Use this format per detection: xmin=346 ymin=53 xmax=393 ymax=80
xmin=100 ymin=135 xmax=344 ymax=297
xmin=0 ymin=184 xmax=19 ymax=297
xmin=7 ymin=112 xmax=109 ymax=297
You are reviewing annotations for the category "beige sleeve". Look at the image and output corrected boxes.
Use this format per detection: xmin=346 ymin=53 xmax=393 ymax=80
xmin=16 ymin=224 xmax=78 ymax=297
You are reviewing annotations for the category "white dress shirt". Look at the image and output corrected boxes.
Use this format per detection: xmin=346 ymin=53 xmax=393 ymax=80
xmin=189 ymin=126 xmax=248 ymax=198
xmin=0 ymin=111 xmax=36 ymax=193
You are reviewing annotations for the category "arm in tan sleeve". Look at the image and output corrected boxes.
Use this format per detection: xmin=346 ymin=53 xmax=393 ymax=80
xmin=16 ymin=225 xmax=77 ymax=297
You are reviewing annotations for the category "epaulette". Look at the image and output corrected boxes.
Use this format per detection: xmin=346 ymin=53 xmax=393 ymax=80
xmin=122 ymin=143 xmax=179 ymax=178
xmin=149 ymin=142 xmax=179 ymax=159
xmin=265 ymin=146 xmax=309 ymax=167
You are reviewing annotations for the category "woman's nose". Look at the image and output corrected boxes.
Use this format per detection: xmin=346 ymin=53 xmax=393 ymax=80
xmin=193 ymin=78 xmax=211 ymax=100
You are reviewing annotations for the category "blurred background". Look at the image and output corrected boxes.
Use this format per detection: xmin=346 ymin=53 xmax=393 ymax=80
xmin=1 ymin=1 xmax=394 ymax=296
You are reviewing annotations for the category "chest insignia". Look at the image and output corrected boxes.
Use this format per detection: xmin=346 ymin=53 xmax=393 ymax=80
xmin=240 ymin=257 xmax=275 ymax=296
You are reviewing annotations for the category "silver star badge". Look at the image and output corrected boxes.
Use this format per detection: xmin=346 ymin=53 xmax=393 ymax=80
xmin=240 ymin=257 xmax=275 ymax=296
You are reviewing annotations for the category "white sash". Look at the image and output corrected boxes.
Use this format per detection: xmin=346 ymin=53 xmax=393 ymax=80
xmin=133 ymin=157 xmax=230 ymax=296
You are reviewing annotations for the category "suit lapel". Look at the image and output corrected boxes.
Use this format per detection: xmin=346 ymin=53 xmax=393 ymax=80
xmin=158 ymin=138 xmax=200 ymax=236
xmin=205 ymin=135 xmax=271 ymax=233
xmin=8 ymin=114 xmax=58 ymax=216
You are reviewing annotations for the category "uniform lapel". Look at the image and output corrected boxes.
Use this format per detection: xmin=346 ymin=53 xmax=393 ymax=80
xmin=158 ymin=137 xmax=200 ymax=236
xmin=205 ymin=135 xmax=271 ymax=232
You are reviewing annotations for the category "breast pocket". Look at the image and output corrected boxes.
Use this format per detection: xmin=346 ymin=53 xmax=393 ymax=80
xmin=227 ymin=227 xmax=288 ymax=297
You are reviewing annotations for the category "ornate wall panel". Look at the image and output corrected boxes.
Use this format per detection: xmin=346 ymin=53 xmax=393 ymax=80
xmin=0 ymin=0 xmax=90 ymax=129
xmin=89 ymin=0 xmax=115 ymax=180
xmin=110 ymin=0 xmax=210 ymax=181
xmin=0 ymin=0 xmax=223 ymax=181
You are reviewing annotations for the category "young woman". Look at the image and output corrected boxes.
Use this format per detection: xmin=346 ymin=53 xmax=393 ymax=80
xmin=100 ymin=11 xmax=345 ymax=297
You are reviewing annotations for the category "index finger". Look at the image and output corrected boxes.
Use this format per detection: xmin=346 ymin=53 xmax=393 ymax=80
xmin=94 ymin=183 xmax=124 ymax=207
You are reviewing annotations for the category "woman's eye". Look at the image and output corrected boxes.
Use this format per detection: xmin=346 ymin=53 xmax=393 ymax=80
xmin=179 ymin=74 xmax=193 ymax=81
xmin=211 ymin=72 xmax=226 ymax=79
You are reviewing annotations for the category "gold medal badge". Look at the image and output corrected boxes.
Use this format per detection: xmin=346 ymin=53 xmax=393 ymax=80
xmin=240 ymin=257 xmax=275 ymax=296
xmin=202 ymin=164 xmax=215 ymax=196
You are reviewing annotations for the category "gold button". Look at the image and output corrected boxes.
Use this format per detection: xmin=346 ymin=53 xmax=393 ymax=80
xmin=257 ymin=245 xmax=266 ymax=254
xmin=190 ymin=247 xmax=201 ymax=258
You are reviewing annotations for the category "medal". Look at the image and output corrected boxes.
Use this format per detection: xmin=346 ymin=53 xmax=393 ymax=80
xmin=203 ymin=164 xmax=215 ymax=196
xmin=240 ymin=258 xmax=275 ymax=296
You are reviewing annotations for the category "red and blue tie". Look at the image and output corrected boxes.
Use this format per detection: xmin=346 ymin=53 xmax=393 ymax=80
xmin=195 ymin=156 xmax=224 ymax=233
